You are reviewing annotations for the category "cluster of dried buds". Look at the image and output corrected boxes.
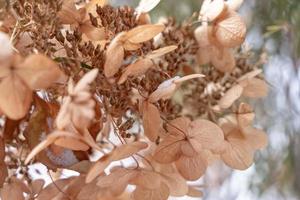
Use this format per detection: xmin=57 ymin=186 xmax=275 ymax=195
xmin=0 ymin=0 xmax=269 ymax=199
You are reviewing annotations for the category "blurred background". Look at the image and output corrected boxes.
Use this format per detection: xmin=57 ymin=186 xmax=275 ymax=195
xmin=110 ymin=0 xmax=300 ymax=200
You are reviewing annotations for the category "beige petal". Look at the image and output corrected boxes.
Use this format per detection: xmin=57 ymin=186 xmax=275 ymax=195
xmin=130 ymin=170 xmax=162 ymax=189
xmin=237 ymin=69 xmax=262 ymax=82
xmin=221 ymin=136 xmax=254 ymax=170
xmin=237 ymin=103 xmax=255 ymax=128
xmin=104 ymin=33 xmax=125 ymax=78
xmin=142 ymin=101 xmax=161 ymax=142
xmin=0 ymin=75 xmax=32 ymax=120
xmin=175 ymin=154 xmax=207 ymax=181
xmin=85 ymin=155 xmax=111 ymax=183
xmin=133 ymin=183 xmax=169 ymax=200
xmin=166 ymin=117 xmax=190 ymax=137
xmin=180 ymin=141 xmax=198 ymax=157
xmin=97 ymin=167 xmax=135 ymax=188
xmin=243 ymin=127 xmax=268 ymax=149
xmin=123 ymin=40 xmax=142 ymax=51
xmin=136 ymin=0 xmax=161 ymax=13
xmin=161 ymin=172 xmax=188 ymax=197
xmin=226 ymin=0 xmax=244 ymax=11
xmin=211 ymin=47 xmax=236 ymax=72
xmin=196 ymin=47 xmax=212 ymax=65
xmin=146 ymin=45 xmax=178 ymax=60
xmin=194 ymin=25 xmax=211 ymax=47
xmin=189 ymin=119 xmax=224 ymax=151
xmin=0 ymin=32 xmax=13 ymax=59
xmin=125 ymin=24 xmax=165 ymax=44
xmin=215 ymin=11 xmax=247 ymax=48
xmin=154 ymin=135 xmax=183 ymax=164
xmin=16 ymin=54 xmax=63 ymax=90
xmin=74 ymin=68 xmax=98 ymax=93
xmin=219 ymin=84 xmax=244 ymax=109
xmin=54 ymin=137 xmax=90 ymax=151
xmin=241 ymin=78 xmax=268 ymax=98
xmin=187 ymin=186 xmax=203 ymax=197
xmin=118 ymin=58 xmax=153 ymax=84
xmin=199 ymin=0 xmax=225 ymax=22
xmin=111 ymin=141 xmax=148 ymax=161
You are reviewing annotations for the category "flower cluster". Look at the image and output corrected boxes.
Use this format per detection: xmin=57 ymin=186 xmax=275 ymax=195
xmin=0 ymin=0 xmax=268 ymax=199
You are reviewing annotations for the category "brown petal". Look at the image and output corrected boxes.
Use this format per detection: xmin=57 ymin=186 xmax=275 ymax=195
xmin=132 ymin=183 xmax=169 ymax=200
xmin=125 ymin=24 xmax=165 ymax=44
xmin=0 ymin=182 xmax=25 ymax=200
xmin=237 ymin=69 xmax=262 ymax=82
xmin=74 ymin=68 xmax=98 ymax=93
xmin=219 ymin=84 xmax=244 ymax=109
xmin=0 ymin=75 xmax=32 ymax=120
xmin=37 ymin=177 xmax=75 ymax=200
xmin=30 ymin=179 xmax=45 ymax=195
xmin=189 ymin=119 xmax=224 ymax=151
xmin=80 ymin=23 xmax=106 ymax=41
xmin=86 ymin=0 xmax=107 ymax=16
xmin=142 ymin=101 xmax=161 ymax=141
xmin=104 ymin=33 xmax=125 ymax=78
xmin=215 ymin=11 xmax=246 ymax=48
xmin=58 ymin=0 xmax=81 ymax=25
xmin=146 ymin=45 xmax=178 ymax=60
xmin=241 ymin=78 xmax=268 ymax=98
xmin=154 ymin=135 xmax=183 ymax=164
xmin=16 ymin=54 xmax=63 ymax=90
xmin=118 ymin=58 xmax=153 ymax=84
xmin=180 ymin=141 xmax=198 ymax=157
xmin=211 ymin=47 xmax=236 ymax=72
xmin=175 ymin=154 xmax=207 ymax=181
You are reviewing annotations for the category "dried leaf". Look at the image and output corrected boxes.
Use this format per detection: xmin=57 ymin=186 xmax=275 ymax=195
xmin=54 ymin=137 xmax=90 ymax=151
xmin=187 ymin=186 xmax=203 ymax=197
xmin=161 ymin=172 xmax=188 ymax=196
xmin=30 ymin=179 xmax=45 ymax=195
